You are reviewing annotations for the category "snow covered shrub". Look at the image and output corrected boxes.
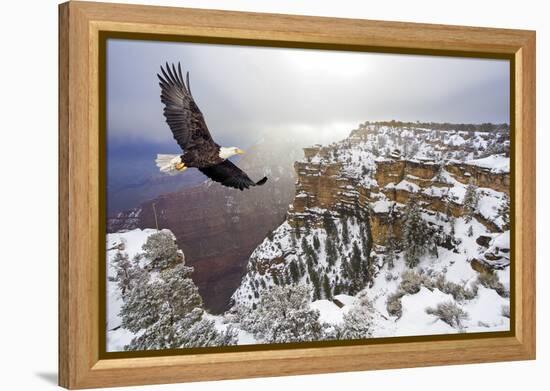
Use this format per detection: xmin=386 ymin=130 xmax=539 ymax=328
xmin=425 ymin=301 xmax=469 ymax=329
xmin=141 ymin=230 xmax=180 ymax=269
xmin=477 ymin=271 xmax=508 ymax=297
xmin=400 ymin=270 xmax=430 ymax=294
xmin=386 ymin=291 xmax=404 ymax=317
xmin=337 ymin=293 xmax=374 ymax=340
xmin=126 ymin=308 xmax=237 ymax=351
xmin=177 ymin=309 xmax=238 ymax=348
xmin=432 ymin=274 xmax=477 ymax=301
xmin=239 ymin=284 xmax=323 ymax=343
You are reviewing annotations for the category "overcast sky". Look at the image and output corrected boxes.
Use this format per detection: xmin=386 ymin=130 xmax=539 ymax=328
xmin=107 ymin=38 xmax=509 ymax=148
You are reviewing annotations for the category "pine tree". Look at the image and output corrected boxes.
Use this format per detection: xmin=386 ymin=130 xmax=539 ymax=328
xmin=308 ymin=267 xmax=321 ymax=300
xmin=297 ymin=255 xmax=306 ymax=276
xmin=240 ymin=285 xmax=323 ymax=343
xmin=325 ymin=236 xmax=337 ymax=266
xmin=341 ymin=216 xmax=350 ymax=245
xmin=141 ymin=230 xmax=180 ymax=269
xmin=313 ymin=235 xmax=321 ymax=251
xmin=498 ymin=194 xmax=510 ymax=230
xmin=384 ymin=228 xmax=397 ymax=270
xmin=467 ymin=225 xmax=474 ymax=237
xmin=323 ymin=211 xmax=337 ymax=237
xmin=295 ymin=225 xmax=301 ymax=239
xmin=284 ymin=270 xmax=292 ymax=285
xmin=463 ymin=180 xmax=479 ymax=222
xmin=109 ymin=251 xmax=140 ymax=296
xmin=303 ymin=219 xmax=311 ymax=235
xmin=322 ymin=274 xmax=332 ymax=300
xmin=337 ymin=292 xmax=374 ymax=340
xmin=290 ymin=231 xmax=297 ymax=248
xmin=289 ymin=261 xmax=300 ymax=283
xmin=119 ymin=252 xmax=237 ymax=351
xmin=402 ymin=198 xmax=429 ymax=268
xmin=449 ymin=215 xmax=457 ymax=237
xmin=350 ymin=241 xmax=363 ymax=277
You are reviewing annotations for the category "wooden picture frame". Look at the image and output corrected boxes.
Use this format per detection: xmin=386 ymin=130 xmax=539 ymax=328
xmin=59 ymin=1 xmax=536 ymax=389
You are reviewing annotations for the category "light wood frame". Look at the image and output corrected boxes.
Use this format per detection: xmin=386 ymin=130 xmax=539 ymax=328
xmin=59 ymin=1 xmax=536 ymax=389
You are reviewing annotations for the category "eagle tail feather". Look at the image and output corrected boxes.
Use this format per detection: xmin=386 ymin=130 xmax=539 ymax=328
xmin=155 ymin=154 xmax=182 ymax=176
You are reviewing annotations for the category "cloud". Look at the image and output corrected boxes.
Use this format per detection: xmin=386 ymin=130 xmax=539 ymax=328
xmin=106 ymin=39 xmax=509 ymax=147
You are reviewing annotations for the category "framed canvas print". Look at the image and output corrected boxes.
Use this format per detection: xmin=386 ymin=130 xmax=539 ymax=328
xmin=58 ymin=1 xmax=536 ymax=389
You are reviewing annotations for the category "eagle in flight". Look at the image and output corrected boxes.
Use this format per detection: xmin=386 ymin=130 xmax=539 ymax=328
xmin=155 ymin=62 xmax=268 ymax=191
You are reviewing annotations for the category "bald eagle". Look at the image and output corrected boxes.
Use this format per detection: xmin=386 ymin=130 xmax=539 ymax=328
xmin=155 ymin=62 xmax=268 ymax=191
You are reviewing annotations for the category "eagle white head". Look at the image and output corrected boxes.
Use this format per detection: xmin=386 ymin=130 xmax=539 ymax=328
xmin=219 ymin=146 xmax=245 ymax=160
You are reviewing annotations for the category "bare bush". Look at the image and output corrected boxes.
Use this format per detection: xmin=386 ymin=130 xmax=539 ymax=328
xmin=386 ymin=291 xmax=404 ymax=317
xmin=426 ymin=301 xmax=469 ymax=329
xmin=477 ymin=272 xmax=509 ymax=297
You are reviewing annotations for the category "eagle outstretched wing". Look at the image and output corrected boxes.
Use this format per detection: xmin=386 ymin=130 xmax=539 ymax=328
xmin=157 ymin=63 xmax=217 ymax=152
xmin=199 ymin=160 xmax=268 ymax=191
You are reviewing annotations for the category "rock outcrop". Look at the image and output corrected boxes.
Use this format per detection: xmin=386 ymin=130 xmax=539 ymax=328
xmin=232 ymin=123 xmax=510 ymax=309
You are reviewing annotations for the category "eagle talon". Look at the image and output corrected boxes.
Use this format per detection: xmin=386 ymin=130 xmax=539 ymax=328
xmin=175 ymin=162 xmax=187 ymax=171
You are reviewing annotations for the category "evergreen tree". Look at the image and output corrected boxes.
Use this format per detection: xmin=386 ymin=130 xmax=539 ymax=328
xmin=302 ymin=237 xmax=317 ymax=263
xmin=337 ymin=292 xmax=374 ymax=340
xmin=322 ymin=274 xmax=332 ymax=300
xmin=313 ymin=235 xmax=320 ymax=251
xmin=323 ymin=211 xmax=337 ymax=237
xmin=290 ymin=231 xmax=297 ymax=249
xmin=384 ymin=229 xmax=397 ymax=270
xmin=303 ymin=219 xmax=311 ymax=235
xmin=341 ymin=216 xmax=350 ymax=245
xmin=289 ymin=261 xmax=300 ymax=283
xmin=240 ymin=285 xmax=323 ymax=343
xmin=284 ymin=270 xmax=292 ymax=285
xmin=308 ymin=267 xmax=321 ymax=300
xmin=340 ymin=258 xmax=351 ymax=280
xmin=141 ymin=231 xmax=180 ymax=269
xmin=325 ymin=236 xmax=337 ymax=266
xmin=350 ymin=241 xmax=363 ymax=277
xmin=467 ymin=225 xmax=474 ymax=237
xmin=449 ymin=215 xmax=457 ymax=237
xmin=402 ymin=198 xmax=429 ymax=268
xmin=297 ymin=255 xmax=306 ymax=276
xmin=119 ymin=253 xmax=237 ymax=351
xmin=295 ymin=225 xmax=301 ymax=239
xmin=498 ymin=194 xmax=510 ymax=230
xmin=109 ymin=251 xmax=140 ymax=296
xmin=120 ymin=262 xmax=200 ymax=334
xmin=463 ymin=180 xmax=479 ymax=222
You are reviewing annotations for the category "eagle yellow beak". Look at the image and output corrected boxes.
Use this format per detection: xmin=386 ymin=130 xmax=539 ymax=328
xmin=236 ymin=148 xmax=245 ymax=155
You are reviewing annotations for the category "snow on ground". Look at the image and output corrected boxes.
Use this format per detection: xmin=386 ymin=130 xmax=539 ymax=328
xmin=310 ymin=297 xmax=359 ymax=325
xmin=311 ymin=300 xmax=346 ymax=324
xmin=462 ymin=286 xmax=509 ymax=331
xmin=203 ymin=313 xmax=257 ymax=345
xmin=466 ymin=154 xmax=510 ymax=173
xmin=393 ymin=287 xmax=456 ymax=337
